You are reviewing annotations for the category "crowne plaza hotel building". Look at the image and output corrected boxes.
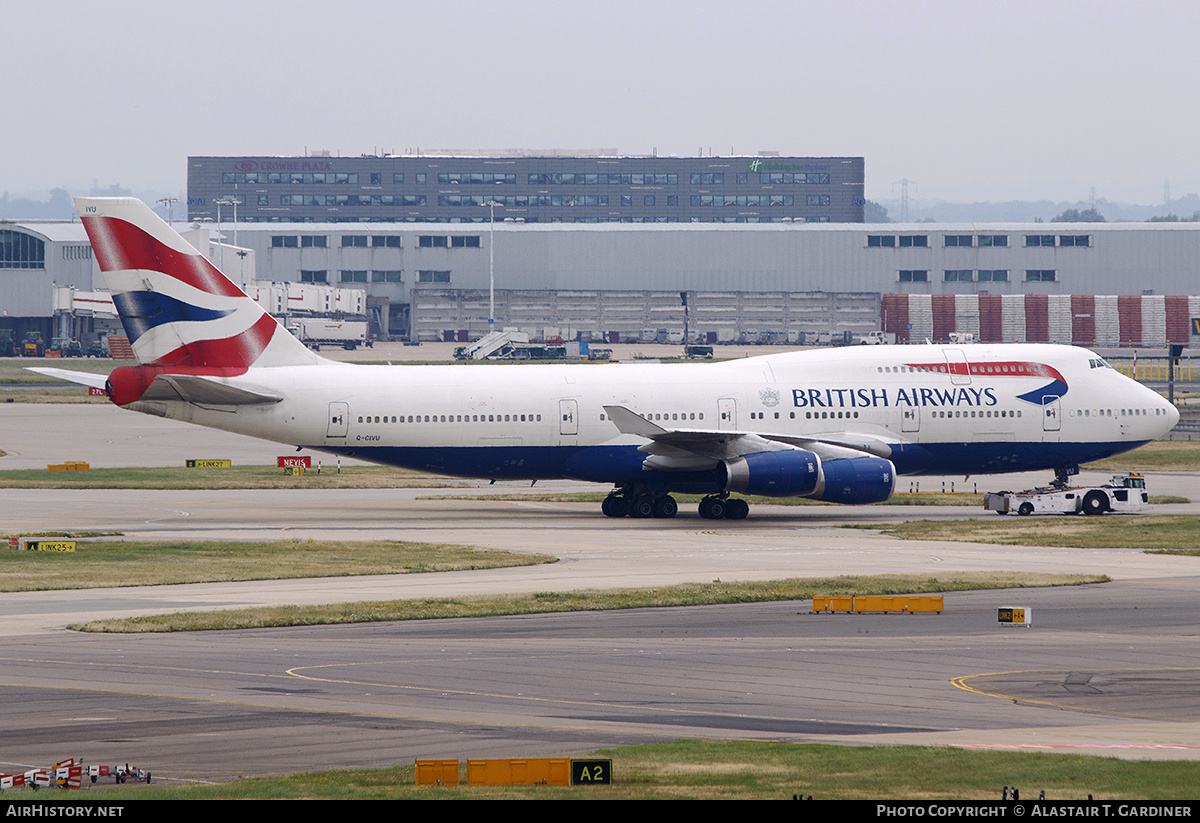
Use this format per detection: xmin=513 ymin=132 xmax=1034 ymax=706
xmin=186 ymin=152 xmax=866 ymax=224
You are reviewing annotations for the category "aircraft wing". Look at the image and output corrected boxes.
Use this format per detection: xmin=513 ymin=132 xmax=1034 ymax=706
xmin=603 ymin=404 xmax=893 ymax=470
xmin=25 ymin=367 xmax=107 ymax=390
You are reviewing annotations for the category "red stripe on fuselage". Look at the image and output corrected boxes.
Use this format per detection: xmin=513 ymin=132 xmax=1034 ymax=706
xmin=80 ymin=215 xmax=245 ymax=298
xmin=904 ymin=361 xmax=1066 ymax=383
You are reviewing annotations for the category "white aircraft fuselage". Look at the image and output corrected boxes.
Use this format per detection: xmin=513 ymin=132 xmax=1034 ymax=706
xmin=42 ymin=197 xmax=1178 ymax=520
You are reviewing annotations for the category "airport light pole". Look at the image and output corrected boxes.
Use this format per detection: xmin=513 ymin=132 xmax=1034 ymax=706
xmin=214 ymin=197 xmax=237 ymax=275
xmin=157 ymin=197 xmax=178 ymax=225
xmin=485 ymin=200 xmax=500 ymax=333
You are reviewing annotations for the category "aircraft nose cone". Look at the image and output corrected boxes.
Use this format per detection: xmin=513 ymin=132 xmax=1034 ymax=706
xmin=1166 ymin=400 xmax=1181 ymax=430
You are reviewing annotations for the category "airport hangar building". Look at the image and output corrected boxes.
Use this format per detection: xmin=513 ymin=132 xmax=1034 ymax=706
xmin=2 ymin=151 xmax=1198 ymax=347
xmin=7 ymin=216 xmax=1200 ymax=349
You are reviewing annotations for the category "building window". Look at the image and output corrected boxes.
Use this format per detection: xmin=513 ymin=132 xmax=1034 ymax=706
xmin=393 ymin=174 xmax=405 ymax=184
xmin=1059 ymin=235 xmax=1090 ymax=247
xmin=342 ymin=235 xmax=368 ymax=247
xmin=339 ymin=270 xmax=367 ymax=283
xmin=372 ymin=236 xmax=402 ymax=248
xmin=977 ymin=234 xmax=1008 ymax=247
xmin=419 ymin=235 xmax=448 ymax=248
xmin=450 ymin=235 xmax=481 ymax=248
xmin=372 ymin=270 xmax=403 ymax=283
xmin=944 ymin=235 xmax=972 ymax=247
xmin=271 ymin=235 xmax=299 ymax=248
xmin=418 ymin=270 xmax=451 ymax=283
xmin=1025 ymin=234 xmax=1055 ymax=247
xmin=1025 ymin=269 xmax=1057 ymax=282
xmin=300 ymin=270 xmax=327 ymax=283
xmin=867 ymin=235 xmax=895 ymax=247
xmin=0 ymin=230 xmax=45 ymax=269
xmin=898 ymin=235 xmax=928 ymax=247
xmin=806 ymin=194 xmax=830 ymax=206
xmin=944 ymin=270 xmax=973 ymax=282
xmin=644 ymin=195 xmax=656 ymax=207
xmin=415 ymin=173 xmax=426 ymax=185
xmin=978 ymin=269 xmax=1008 ymax=282
xmin=899 ymin=270 xmax=928 ymax=282
xmin=301 ymin=235 xmax=327 ymax=248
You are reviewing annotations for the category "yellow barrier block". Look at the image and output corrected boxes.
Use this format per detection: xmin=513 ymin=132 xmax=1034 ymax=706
xmin=467 ymin=758 xmax=571 ymax=786
xmin=415 ymin=759 xmax=459 ymax=786
xmin=813 ymin=596 xmax=943 ymax=614
xmin=812 ymin=596 xmax=854 ymax=613
xmin=47 ymin=462 xmax=88 ymax=472
xmin=853 ymin=595 xmax=943 ymax=614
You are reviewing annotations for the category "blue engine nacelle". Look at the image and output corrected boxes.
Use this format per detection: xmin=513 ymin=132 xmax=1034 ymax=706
xmin=723 ymin=449 xmax=821 ymax=497
xmin=811 ymin=456 xmax=896 ymax=504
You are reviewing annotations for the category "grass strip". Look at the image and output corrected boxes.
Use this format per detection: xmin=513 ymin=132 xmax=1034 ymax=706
xmin=1084 ymin=439 xmax=1200 ymax=471
xmin=0 ymin=464 xmax=463 ymax=490
xmin=0 ymin=538 xmax=554 ymax=592
xmin=72 ymin=741 xmax=1200 ymax=799
xmin=852 ymin=514 xmax=1200 ymax=550
xmin=72 ymin=572 xmax=1104 ymax=633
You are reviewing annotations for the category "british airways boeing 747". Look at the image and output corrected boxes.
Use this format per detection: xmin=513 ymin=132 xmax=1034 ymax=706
xmin=33 ymin=197 xmax=1179 ymax=520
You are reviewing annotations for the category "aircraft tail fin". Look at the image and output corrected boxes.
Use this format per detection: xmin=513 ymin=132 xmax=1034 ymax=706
xmin=74 ymin=197 xmax=320 ymax=371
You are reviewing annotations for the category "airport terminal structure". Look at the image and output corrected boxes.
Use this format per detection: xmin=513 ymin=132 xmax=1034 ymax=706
xmin=2 ymin=151 xmax=1199 ymax=348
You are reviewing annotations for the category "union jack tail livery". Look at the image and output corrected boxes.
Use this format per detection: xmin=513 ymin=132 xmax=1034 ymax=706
xmin=76 ymin=197 xmax=318 ymax=372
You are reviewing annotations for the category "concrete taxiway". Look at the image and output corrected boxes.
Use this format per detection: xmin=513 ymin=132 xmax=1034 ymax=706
xmin=1 ymin=403 xmax=1199 ymax=783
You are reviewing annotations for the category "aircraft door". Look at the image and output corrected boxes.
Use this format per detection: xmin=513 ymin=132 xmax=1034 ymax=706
xmin=559 ymin=399 xmax=578 ymax=436
xmin=327 ymin=402 xmax=349 ymax=438
xmin=943 ymin=349 xmax=971 ymax=386
xmin=718 ymin=397 xmax=737 ymax=430
xmin=899 ymin=397 xmax=920 ymax=432
xmin=1042 ymin=395 xmax=1061 ymax=432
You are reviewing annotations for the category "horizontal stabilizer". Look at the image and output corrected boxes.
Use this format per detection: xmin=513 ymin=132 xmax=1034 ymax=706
xmin=146 ymin=374 xmax=282 ymax=406
xmin=25 ymin=367 xmax=107 ymax=390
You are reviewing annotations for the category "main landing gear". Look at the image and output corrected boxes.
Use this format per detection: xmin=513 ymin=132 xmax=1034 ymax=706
xmin=601 ymin=487 xmax=749 ymax=520
xmin=698 ymin=494 xmax=749 ymax=520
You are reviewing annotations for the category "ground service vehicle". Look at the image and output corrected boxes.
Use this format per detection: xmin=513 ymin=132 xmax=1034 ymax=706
xmin=984 ymin=473 xmax=1150 ymax=516
xmin=22 ymin=331 xmax=45 ymax=357
xmin=287 ymin=319 xmax=369 ymax=351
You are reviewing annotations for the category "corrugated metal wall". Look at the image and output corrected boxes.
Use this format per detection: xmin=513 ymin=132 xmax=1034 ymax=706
xmin=882 ymin=293 xmax=1197 ymax=346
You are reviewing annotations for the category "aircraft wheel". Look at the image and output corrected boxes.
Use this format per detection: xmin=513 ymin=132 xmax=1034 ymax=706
xmin=705 ymin=498 xmax=726 ymax=520
xmin=1018 ymin=502 xmax=1034 ymax=516
xmin=1082 ymin=491 xmax=1109 ymax=516
xmin=629 ymin=495 xmax=655 ymax=518
xmin=653 ymin=496 xmax=678 ymax=518
xmin=602 ymin=495 xmax=627 ymax=518
xmin=728 ymin=499 xmax=750 ymax=520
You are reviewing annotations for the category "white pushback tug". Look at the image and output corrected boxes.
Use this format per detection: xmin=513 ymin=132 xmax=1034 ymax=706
xmin=984 ymin=472 xmax=1150 ymax=516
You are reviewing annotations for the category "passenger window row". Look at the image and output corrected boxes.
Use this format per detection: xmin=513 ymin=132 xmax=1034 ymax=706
xmin=357 ymin=413 xmax=543 ymax=424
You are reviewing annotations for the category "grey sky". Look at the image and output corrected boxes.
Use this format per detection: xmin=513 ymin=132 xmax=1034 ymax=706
xmin=6 ymin=0 xmax=1200 ymax=205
